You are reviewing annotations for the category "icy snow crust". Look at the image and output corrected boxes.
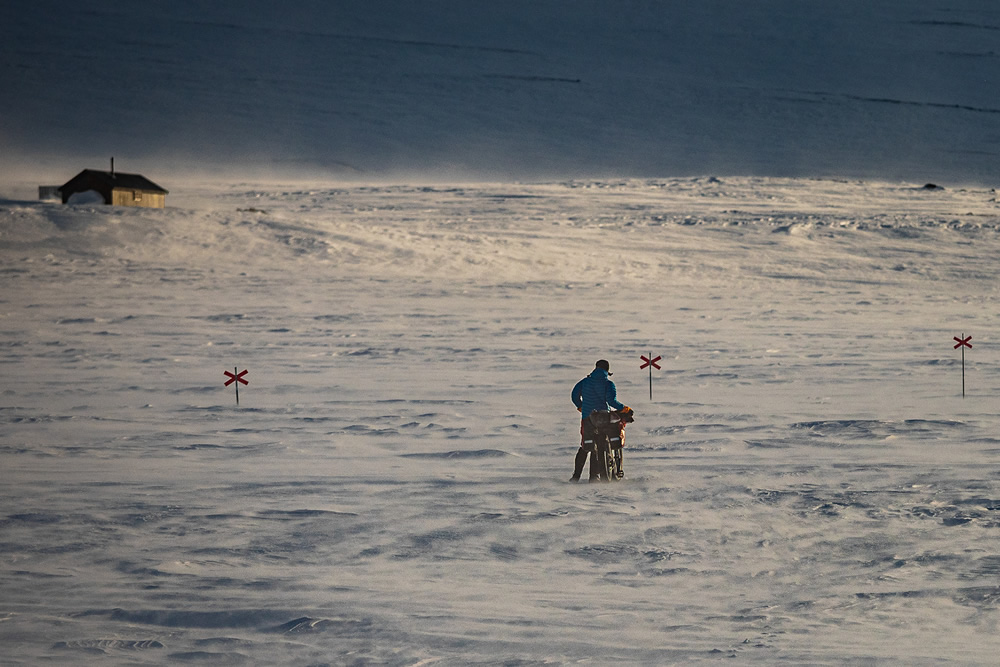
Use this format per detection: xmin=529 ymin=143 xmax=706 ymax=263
xmin=2 ymin=177 xmax=1000 ymax=664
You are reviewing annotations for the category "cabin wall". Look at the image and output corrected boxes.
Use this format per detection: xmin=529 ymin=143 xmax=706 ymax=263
xmin=39 ymin=186 xmax=61 ymax=201
xmin=111 ymin=189 xmax=165 ymax=208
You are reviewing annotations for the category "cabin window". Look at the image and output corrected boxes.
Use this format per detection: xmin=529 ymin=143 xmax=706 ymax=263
xmin=133 ymin=190 xmax=142 ymax=201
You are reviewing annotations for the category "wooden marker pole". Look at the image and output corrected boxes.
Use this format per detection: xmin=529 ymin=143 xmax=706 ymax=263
xmin=223 ymin=367 xmax=249 ymax=405
xmin=639 ymin=353 xmax=662 ymax=401
xmin=648 ymin=352 xmax=653 ymax=400
xmin=953 ymin=334 xmax=972 ymax=398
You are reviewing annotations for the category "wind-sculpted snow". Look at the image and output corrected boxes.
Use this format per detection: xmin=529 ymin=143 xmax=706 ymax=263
xmin=2 ymin=178 xmax=1000 ymax=663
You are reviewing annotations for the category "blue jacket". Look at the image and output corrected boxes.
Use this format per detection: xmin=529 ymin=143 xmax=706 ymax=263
xmin=572 ymin=369 xmax=624 ymax=420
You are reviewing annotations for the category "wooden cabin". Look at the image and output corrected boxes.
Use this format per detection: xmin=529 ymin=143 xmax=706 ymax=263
xmin=59 ymin=167 xmax=168 ymax=208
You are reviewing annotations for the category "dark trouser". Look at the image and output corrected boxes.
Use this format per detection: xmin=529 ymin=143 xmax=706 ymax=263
xmin=573 ymin=420 xmax=601 ymax=480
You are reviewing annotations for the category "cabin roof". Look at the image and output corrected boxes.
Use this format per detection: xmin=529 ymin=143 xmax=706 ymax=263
xmin=61 ymin=169 xmax=168 ymax=194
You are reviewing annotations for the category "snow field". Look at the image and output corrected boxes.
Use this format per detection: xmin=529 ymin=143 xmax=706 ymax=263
xmin=1 ymin=177 xmax=1000 ymax=663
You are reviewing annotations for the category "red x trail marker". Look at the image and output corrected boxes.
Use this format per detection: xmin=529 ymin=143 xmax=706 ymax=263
xmin=953 ymin=335 xmax=971 ymax=398
xmin=224 ymin=367 xmax=249 ymax=405
xmin=640 ymin=353 xmax=661 ymax=400
xmin=224 ymin=369 xmax=249 ymax=386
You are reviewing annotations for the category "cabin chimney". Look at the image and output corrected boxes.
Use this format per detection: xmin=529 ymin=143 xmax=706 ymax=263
xmin=110 ymin=157 xmax=115 ymax=176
